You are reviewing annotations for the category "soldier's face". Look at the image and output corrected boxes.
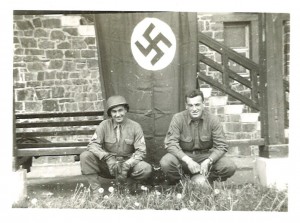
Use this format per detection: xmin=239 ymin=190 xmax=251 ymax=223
xmin=111 ymin=105 xmax=127 ymax=123
xmin=186 ymin=96 xmax=204 ymax=120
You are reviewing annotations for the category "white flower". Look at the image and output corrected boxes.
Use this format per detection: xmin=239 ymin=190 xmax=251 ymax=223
xmin=98 ymin=188 xmax=104 ymax=194
xmin=214 ymin=189 xmax=220 ymax=195
xmin=104 ymin=195 xmax=109 ymax=199
xmin=108 ymin=186 xmax=114 ymax=193
xmin=176 ymin=193 xmax=182 ymax=199
xmin=141 ymin=185 xmax=148 ymax=191
xmin=154 ymin=191 xmax=161 ymax=196
xmin=134 ymin=202 xmax=140 ymax=207
xmin=80 ymin=183 xmax=84 ymax=187
xmin=31 ymin=198 xmax=38 ymax=205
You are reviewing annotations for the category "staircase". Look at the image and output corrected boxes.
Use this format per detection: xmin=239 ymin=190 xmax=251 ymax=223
xmin=206 ymin=94 xmax=261 ymax=184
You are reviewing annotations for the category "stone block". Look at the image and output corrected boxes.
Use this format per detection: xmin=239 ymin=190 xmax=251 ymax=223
xmin=39 ymin=41 xmax=55 ymax=49
xmin=224 ymin=104 xmax=244 ymax=114
xmin=63 ymin=27 xmax=78 ymax=36
xmin=33 ymin=18 xmax=42 ymax=27
xmin=240 ymin=113 xmax=259 ymax=122
xmin=224 ymin=122 xmax=241 ymax=133
xmin=27 ymin=62 xmax=45 ymax=72
xmin=57 ymin=42 xmax=71 ymax=49
xmin=20 ymin=38 xmax=37 ymax=48
xmin=78 ymin=102 xmax=95 ymax=111
xmin=81 ymin=50 xmax=96 ymax=58
xmin=209 ymin=95 xmax=228 ymax=106
xmin=27 ymin=81 xmax=42 ymax=87
xmin=25 ymin=101 xmax=43 ymax=112
xmin=16 ymin=88 xmax=34 ymax=101
xmin=34 ymin=28 xmax=48 ymax=37
xmin=242 ymin=123 xmax=257 ymax=132
xmin=45 ymin=71 xmax=56 ymax=79
xmin=61 ymin=16 xmax=81 ymax=26
xmin=28 ymin=162 xmax=81 ymax=178
xmin=65 ymin=50 xmax=80 ymax=58
xmin=52 ymin=86 xmax=65 ymax=98
xmin=72 ymin=39 xmax=88 ymax=49
xmin=78 ymin=25 xmax=95 ymax=36
xmin=16 ymin=20 xmax=34 ymax=30
xmin=36 ymin=89 xmax=51 ymax=99
xmin=87 ymin=59 xmax=98 ymax=68
xmin=63 ymin=61 xmax=76 ymax=71
xmin=50 ymin=30 xmax=66 ymax=41
xmin=253 ymin=157 xmax=288 ymax=191
xmin=46 ymin=50 xmax=64 ymax=59
xmin=84 ymin=37 xmax=95 ymax=45
xmin=48 ymin=60 xmax=63 ymax=69
xmin=42 ymin=18 xmax=61 ymax=28
xmin=42 ymin=100 xmax=59 ymax=111
xmin=25 ymin=49 xmax=44 ymax=55
xmin=237 ymin=145 xmax=252 ymax=156
xmin=56 ymin=71 xmax=69 ymax=79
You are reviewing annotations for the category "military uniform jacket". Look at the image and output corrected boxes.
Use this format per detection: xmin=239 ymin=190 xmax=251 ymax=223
xmin=87 ymin=117 xmax=146 ymax=165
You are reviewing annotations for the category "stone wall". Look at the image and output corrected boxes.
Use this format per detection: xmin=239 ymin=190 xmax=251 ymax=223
xmin=13 ymin=14 xmax=103 ymax=114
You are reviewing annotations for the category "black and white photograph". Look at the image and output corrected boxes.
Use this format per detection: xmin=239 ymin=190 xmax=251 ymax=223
xmin=1 ymin=0 xmax=299 ymax=222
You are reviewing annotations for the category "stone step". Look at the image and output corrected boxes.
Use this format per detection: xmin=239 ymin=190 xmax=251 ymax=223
xmin=224 ymin=105 xmax=245 ymax=114
xmin=240 ymin=113 xmax=260 ymax=123
xmin=208 ymin=95 xmax=228 ymax=106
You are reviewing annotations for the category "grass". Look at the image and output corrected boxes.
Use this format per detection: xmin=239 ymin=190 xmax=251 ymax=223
xmin=13 ymin=177 xmax=288 ymax=211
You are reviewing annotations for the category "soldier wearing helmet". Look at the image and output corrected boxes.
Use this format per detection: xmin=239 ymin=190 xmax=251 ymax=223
xmin=80 ymin=95 xmax=152 ymax=199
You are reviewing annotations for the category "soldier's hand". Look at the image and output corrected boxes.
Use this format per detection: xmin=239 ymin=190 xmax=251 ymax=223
xmin=106 ymin=156 xmax=118 ymax=176
xmin=116 ymin=162 xmax=131 ymax=182
xmin=182 ymin=156 xmax=201 ymax=174
xmin=200 ymin=159 xmax=211 ymax=176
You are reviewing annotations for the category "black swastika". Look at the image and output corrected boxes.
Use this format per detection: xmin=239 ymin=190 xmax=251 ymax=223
xmin=135 ymin=23 xmax=172 ymax=65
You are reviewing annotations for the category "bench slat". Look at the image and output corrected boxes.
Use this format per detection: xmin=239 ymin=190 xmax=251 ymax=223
xmin=16 ymin=111 xmax=104 ymax=119
xmin=17 ymin=147 xmax=87 ymax=156
xmin=16 ymin=120 xmax=101 ymax=128
xmin=16 ymin=130 xmax=95 ymax=138
xmin=17 ymin=142 xmax=88 ymax=148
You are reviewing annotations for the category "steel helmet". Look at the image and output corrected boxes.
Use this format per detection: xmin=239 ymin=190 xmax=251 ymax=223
xmin=106 ymin=95 xmax=129 ymax=116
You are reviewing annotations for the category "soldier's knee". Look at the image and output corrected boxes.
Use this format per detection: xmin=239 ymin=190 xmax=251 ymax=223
xmin=226 ymin=161 xmax=237 ymax=177
xmin=80 ymin=151 xmax=93 ymax=162
xmin=159 ymin=153 xmax=176 ymax=170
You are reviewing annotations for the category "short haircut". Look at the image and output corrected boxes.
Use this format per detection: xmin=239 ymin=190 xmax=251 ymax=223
xmin=107 ymin=104 xmax=129 ymax=117
xmin=185 ymin=89 xmax=204 ymax=102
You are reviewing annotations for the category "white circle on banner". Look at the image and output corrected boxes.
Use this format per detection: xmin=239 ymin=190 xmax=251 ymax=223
xmin=131 ymin=18 xmax=176 ymax=71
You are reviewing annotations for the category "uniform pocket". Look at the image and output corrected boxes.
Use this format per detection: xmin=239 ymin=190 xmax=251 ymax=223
xmin=200 ymin=135 xmax=213 ymax=149
xmin=179 ymin=136 xmax=193 ymax=150
xmin=123 ymin=138 xmax=134 ymax=155
xmin=104 ymin=137 xmax=117 ymax=153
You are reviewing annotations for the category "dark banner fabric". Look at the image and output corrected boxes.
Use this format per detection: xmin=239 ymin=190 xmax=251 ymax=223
xmin=94 ymin=12 xmax=197 ymax=163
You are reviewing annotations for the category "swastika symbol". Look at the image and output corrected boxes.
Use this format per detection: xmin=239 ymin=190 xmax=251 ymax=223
xmin=135 ymin=23 xmax=172 ymax=65
xmin=131 ymin=18 xmax=176 ymax=71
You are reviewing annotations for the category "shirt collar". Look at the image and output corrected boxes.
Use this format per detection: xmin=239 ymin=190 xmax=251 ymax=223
xmin=186 ymin=109 xmax=207 ymax=125
xmin=112 ymin=117 xmax=128 ymax=129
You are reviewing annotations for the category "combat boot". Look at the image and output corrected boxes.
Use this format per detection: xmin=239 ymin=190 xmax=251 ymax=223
xmin=84 ymin=174 xmax=102 ymax=200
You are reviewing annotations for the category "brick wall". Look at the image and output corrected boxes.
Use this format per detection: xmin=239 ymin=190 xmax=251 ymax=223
xmin=13 ymin=14 xmax=103 ymax=114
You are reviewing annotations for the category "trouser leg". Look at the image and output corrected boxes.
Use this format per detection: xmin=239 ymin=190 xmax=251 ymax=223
xmin=160 ymin=152 xmax=236 ymax=184
xmin=80 ymin=151 xmax=106 ymax=198
xmin=160 ymin=153 xmax=182 ymax=184
xmin=208 ymin=156 xmax=237 ymax=182
xmin=130 ymin=161 xmax=152 ymax=181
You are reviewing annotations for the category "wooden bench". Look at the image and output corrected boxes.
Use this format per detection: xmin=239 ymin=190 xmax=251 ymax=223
xmin=14 ymin=111 xmax=104 ymax=171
